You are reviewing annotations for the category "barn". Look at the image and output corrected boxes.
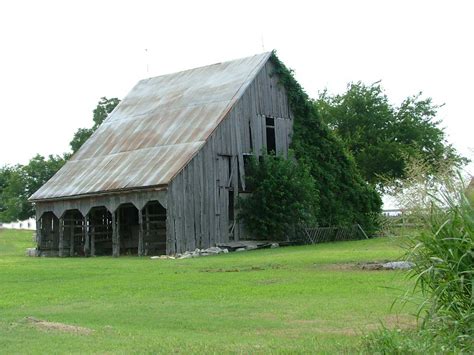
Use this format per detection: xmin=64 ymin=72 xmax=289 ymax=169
xmin=30 ymin=52 xmax=293 ymax=257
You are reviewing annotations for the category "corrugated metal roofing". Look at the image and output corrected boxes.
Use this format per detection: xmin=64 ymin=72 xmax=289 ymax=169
xmin=30 ymin=52 xmax=272 ymax=201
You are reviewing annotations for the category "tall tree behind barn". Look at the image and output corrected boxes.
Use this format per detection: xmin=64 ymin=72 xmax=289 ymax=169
xmin=29 ymin=52 xmax=293 ymax=256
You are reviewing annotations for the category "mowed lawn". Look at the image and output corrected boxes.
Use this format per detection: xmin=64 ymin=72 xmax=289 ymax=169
xmin=0 ymin=229 xmax=415 ymax=353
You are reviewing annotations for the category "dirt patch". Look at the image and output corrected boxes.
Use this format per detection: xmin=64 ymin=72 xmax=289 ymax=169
xmin=318 ymin=263 xmax=358 ymax=271
xmin=25 ymin=317 xmax=93 ymax=335
xmin=383 ymin=314 xmax=418 ymax=329
xmin=200 ymin=264 xmax=283 ymax=273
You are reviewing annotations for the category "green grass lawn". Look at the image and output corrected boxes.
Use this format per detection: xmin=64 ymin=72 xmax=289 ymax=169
xmin=0 ymin=229 xmax=415 ymax=354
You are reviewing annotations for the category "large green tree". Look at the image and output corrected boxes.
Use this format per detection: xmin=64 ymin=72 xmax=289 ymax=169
xmin=315 ymin=82 xmax=466 ymax=187
xmin=1 ymin=97 xmax=120 ymax=222
xmin=70 ymin=97 xmax=120 ymax=153
xmin=0 ymin=154 xmax=67 ymax=222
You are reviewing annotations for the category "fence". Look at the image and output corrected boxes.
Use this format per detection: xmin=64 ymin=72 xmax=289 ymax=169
xmin=299 ymin=224 xmax=368 ymax=245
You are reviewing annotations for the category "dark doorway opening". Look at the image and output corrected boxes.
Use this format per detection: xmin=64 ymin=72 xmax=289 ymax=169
xmin=117 ymin=203 xmax=139 ymax=255
xmin=39 ymin=211 xmax=59 ymax=256
xmin=63 ymin=209 xmax=85 ymax=256
xmin=88 ymin=207 xmax=113 ymax=256
xmin=142 ymin=201 xmax=167 ymax=255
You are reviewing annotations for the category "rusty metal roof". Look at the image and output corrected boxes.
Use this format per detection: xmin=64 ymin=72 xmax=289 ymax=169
xmin=30 ymin=52 xmax=272 ymax=201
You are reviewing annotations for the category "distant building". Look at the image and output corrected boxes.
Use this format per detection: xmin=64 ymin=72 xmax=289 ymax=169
xmin=0 ymin=218 xmax=36 ymax=230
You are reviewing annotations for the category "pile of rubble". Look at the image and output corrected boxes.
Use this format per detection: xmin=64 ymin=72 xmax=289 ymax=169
xmin=150 ymin=246 xmax=229 ymax=260
xmin=150 ymin=241 xmax=280 ymax=260
xmin=360 ymin=261 xmax=415 ymax=270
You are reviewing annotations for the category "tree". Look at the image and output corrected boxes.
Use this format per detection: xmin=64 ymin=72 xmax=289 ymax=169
xmin=1 ymin=97 xmax=120 ymax=222
xmin=315 ymin=82 xmax=466 ymax=187
xmin=0 ymin=165 xmax=23 ymax=222
xmin=238 ymin=153 xmax=318 ymax=240
xmin=270 ymin=53 xmax=382 ymax=231
xmin=0 ymin=154 xmax=67 ymax=222
xmin=70 ymin=97 xmax=120 ymax=153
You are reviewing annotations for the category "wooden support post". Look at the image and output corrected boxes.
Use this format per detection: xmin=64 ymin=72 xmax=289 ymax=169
xmin=36 ymin=215 xmax=42 ymax=251
xmin=69 ymin=218 xmax=74 ymax=256
xmin=84 ymin=216 xmax=90 ymax=256
xmin=144 ymin=205 xmax=149 ymax=255
xmin=58 ymin=216 xmax=64 ymax=257
xmin=91 ymin=222 xmax=96 ymax=257
xmin=112 ymin=210 xmax=119 ymax=257
xmin=138 ymin=208 xmax=144 ymax=256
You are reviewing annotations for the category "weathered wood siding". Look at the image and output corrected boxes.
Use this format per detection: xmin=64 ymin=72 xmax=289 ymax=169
xmin=167 ymin=60 xmax=293 ymax=253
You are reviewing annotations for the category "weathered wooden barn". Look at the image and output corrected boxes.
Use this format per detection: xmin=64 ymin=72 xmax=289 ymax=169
xmin=30 ymin=52 xmax=293 ymax=257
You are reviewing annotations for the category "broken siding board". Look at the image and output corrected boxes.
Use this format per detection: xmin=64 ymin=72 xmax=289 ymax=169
xmin=265 ymin=62 xmax=274 ymax=117
xmin=190 ymin=158 xmax=198 ymax=249
xmin=275 ymin=119 xmax=283 ymax=155
xmin=261 ymin=115 xmax=267 ymax=151
xmin=180 ymin=173 xmax=188 ymax=252
xmin=184 ymin=164 xmax=195 ymax=251
xmin=199 ymin=152 xmax=205 ymax=248
xmin=201 ymin=147 xmax=210 ymax=247
xmin=233 ymin=102 xmax=246 ymax=191
xmin=165 ymin=194 xmax=173 ymax=254
xmin=209 ymin=137 xmax=217 ymax=247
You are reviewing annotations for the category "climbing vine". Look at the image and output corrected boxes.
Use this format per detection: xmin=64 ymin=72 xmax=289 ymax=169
xmin=269 ymin=51 xmax=382 ymax=232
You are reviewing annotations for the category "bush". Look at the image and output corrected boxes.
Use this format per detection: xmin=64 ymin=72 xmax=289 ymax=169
xmin=237 ymin=153 xmax=318 ymax=240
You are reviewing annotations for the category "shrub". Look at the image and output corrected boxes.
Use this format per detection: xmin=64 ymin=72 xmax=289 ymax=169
xmin=237 ymin=152 xmax=318 ymax=240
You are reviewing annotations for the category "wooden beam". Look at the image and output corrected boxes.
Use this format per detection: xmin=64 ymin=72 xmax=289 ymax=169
xmin=69 ymin=218 xmax=74 ymax=256
xmin=58 ymin=216 xmax=64 ymax=257
xmin=112 ymin=210 xmax=119 ymax=257
xmin=91 ymin=223 xmax=96 ymax=257
xmin=36 ymin=215 xmax=42 ymax=251
xmin=138 ymin=208 xmax=144 ymax=256
xmin=84 ymin=215 xmax=90 ymax=257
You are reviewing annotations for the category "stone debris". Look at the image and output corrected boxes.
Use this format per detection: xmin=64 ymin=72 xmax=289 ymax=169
xmin=149 ymin=241 xmax=280 ymax=260
xmin=150 ymin=246 xmax=229 ymax=260
xmin=360 ymin=261 xmax=415 ymax=270
xmin=150 ymin=255 xmax=175 ymax=260
xmin=382 ymin=261 xmax=415 ymax=270
xmin=26 ymin=248 xmax=39 ymax=257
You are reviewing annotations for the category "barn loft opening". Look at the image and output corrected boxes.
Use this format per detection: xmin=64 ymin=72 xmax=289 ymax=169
xmin=266 ymin=116 xmax=276 ymax=154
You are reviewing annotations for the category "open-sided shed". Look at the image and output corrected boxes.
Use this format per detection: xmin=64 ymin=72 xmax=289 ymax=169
xmin=30 ymin=52 xmax=293 ymax=256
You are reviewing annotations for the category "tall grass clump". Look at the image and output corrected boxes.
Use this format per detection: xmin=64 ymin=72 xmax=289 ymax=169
xmin=406 ymin=174 xmax=473 ymax=348
xmin=363 ymin=160 xmax=473 ymax=352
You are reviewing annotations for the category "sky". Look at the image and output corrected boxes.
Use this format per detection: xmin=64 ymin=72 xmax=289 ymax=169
xmin=1 ymin=0 xmax=473 ymax=180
